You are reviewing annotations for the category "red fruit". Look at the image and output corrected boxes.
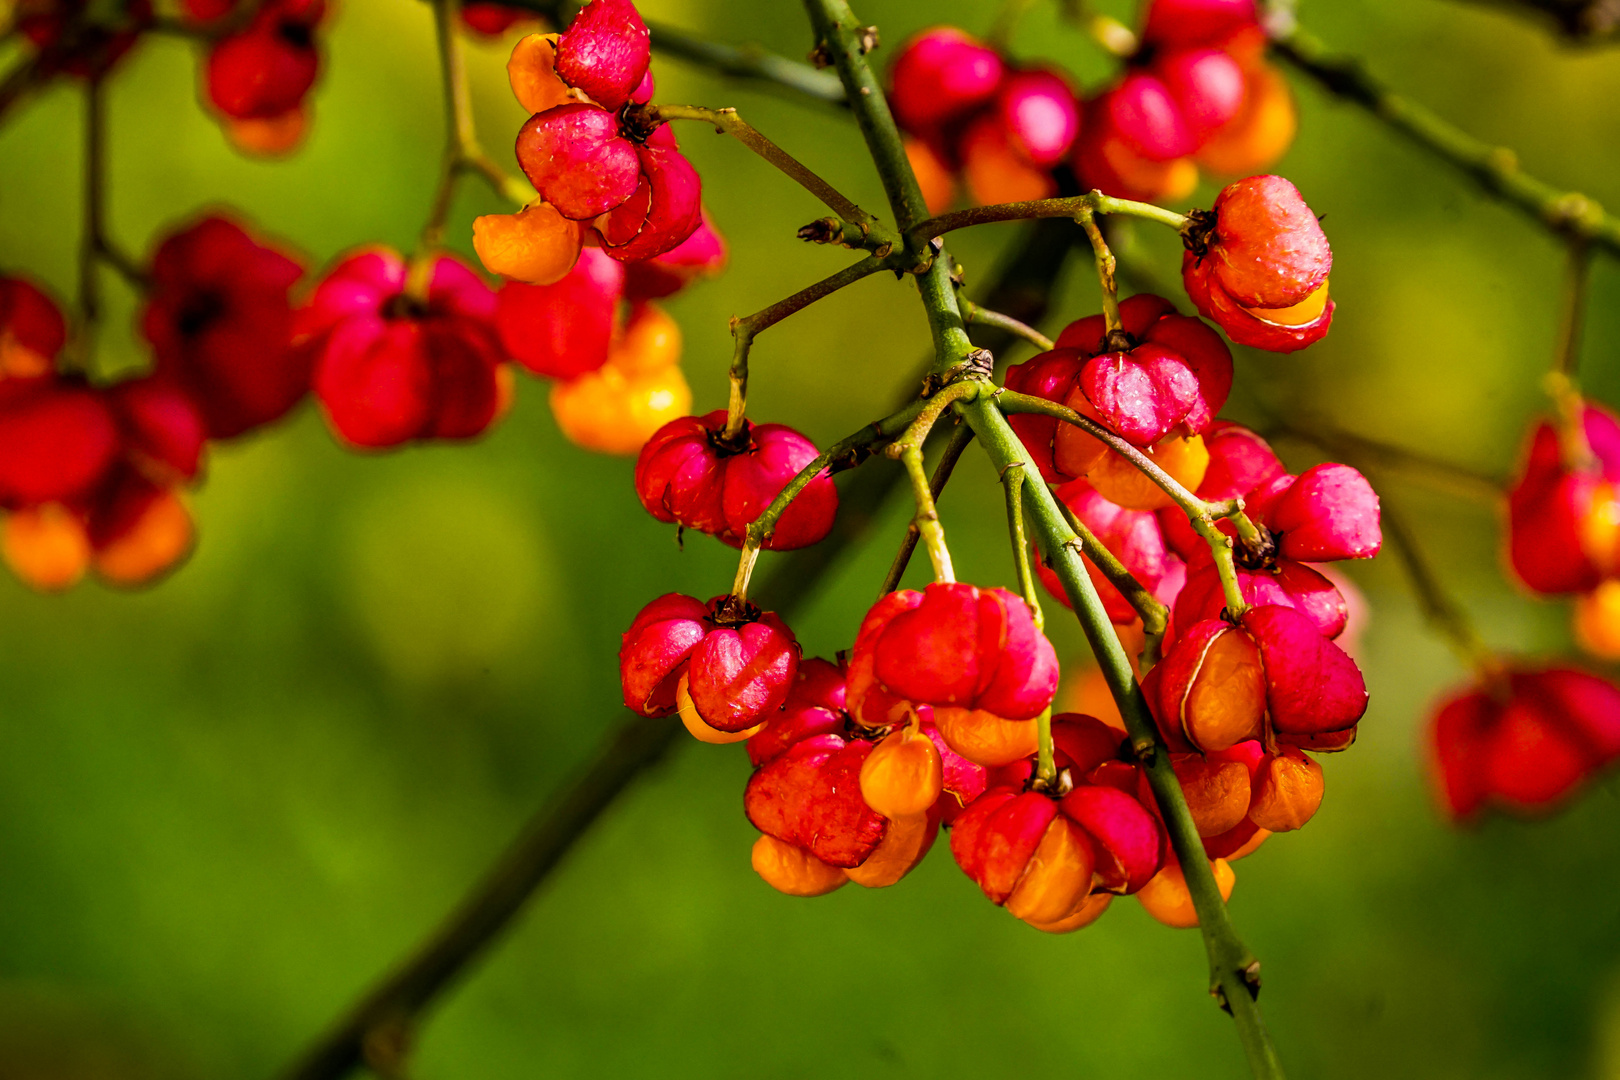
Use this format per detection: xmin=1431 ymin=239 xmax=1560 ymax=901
xmin=618 ymin=592 xmax=710 ymax=716
xmin=1140 ymin=0 xmax=1258 ymax=47
xmin=1151 ymin=617 xmax=1267 ymax=752
xmin=0 ymin=275 xmax=68 ymax=377
xmin=0 ymin=378 xmax=121 ymax=506
xmin=995 ymin=68 xmax=1082 ymax=167
xmin=844 ymin=812 xmax=939 ymax=888
xmin=301 ymin=250 xmax=505 ymax=448
xmin=864 ymin=581 xmax=1059 ymax=722
xmin=622 ymin=210 xmax=727 ymax=300
xmin=1158 ymin=48 xmax=1246 ymax=142
xmin=86 ymin=468 xmax=194 ymax=587
xmin=1507 ymin=404 xmax=1620 ymax=595
xmin=516 ymin=103 xmax=645 ymax=221
xmin=1105 ymin=71 xmax=1196 ymax=162
xmin=924 ymin=720 xmax=990 ymax=823
xmin=1174 ymin=548 xmax=1349 ymax=640
xmin=750 ymin=834 xmax=847 ymax=897
xmin=1243 ymin=604 xmax=1368 ymax=748
xmin=1007 ymin=294 xmax=1230 ymax=482
xmin=141 ymin=215 xmax=308 ymax=438
xmin=948 ymin=788 xmax=1047 ymax=897
xmin=204 ymin=0 xmax=324 ymax=121
xmin=512 ymin=7 xmax=703 ymax=262
xmin=1431 ymin=666 xmax=1620 ymax=821
xmin=618 ymin=592 xmax=798 ymax=733
xmin=1183 ymin=175 xmax=1334 ymax=352
xmin=633 ymin=410 xmax=838 ymax=550
xmin=1267 ymin=463 xmax=1382 ymax=561
xmin=1070 ymin=97 xmax=1199 ymax=205
xmin=746 ymin=656 xmax=849 ymax=766
xmin=1248 ymin=748 xmax=1325 ymax=832
xmin=595 ymin=133 xmax=705 ymax=263
xmin=1196 ymin=49 xmax=1296 ymax=177
xmin=1036 ymin=479 xmax=1183 ymax=623
xmin=553 ymin=0 xmax=650 ymax=112
xmin=952 ymin=788 xmax=1096 ymax=924
xmin=1060 ymin=783 xmax=1165 ymax=894
xmin=682 ymin=609 xmax=800 ymax=733
xmin=495 ymin=248 xmax=624 ymax=379
xmin=744 ymin=734 xmax=888 ymax=868
xmin=107 ymin=376 xmax=207 ymax=483
xmin=887 ymin=27 xmax=1004 ymax=133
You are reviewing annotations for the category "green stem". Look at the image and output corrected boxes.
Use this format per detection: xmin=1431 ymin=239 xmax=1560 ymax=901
xmin=900 ymin=443 xmax=954 ymax=582
xmin=1034 ymin=706 xmax=1057 ymax=786
xmin=414 ymin=0 xmax=533 ymax=280
xmin=735 ymin=393 xmax=933 ymax=585
xmin=1078 ymin=207 xmax=1125 ymax=341
xmin=1382 ymin=499 xmax=1502 ymax=679
xmin=807 ymin=7 xmax=1279 ymax=1066
xmin=882 ymin=382 xmax=984 ymax=583
xmin=645 ymin=20 xmax=848 ymax=103
xmin=879 ymin=423 xmax=975 ymax=595
xmin=79 ymin=75 xmax=107 ymax=329
xmin=648 ymin=104 xmax=890 ymax=250
xmin=803 ymin=0 xmax=978 ymax=375
xmin=1547 ymin=238 xmax=1595 ymax=472
xmin=961 ymin=299 xmax=1054 ymax=351
xmin=911 ymin=192 xmax=1191 ymax=247
xmin=1003 ymin=465 xmax=1044 ymax=631
xmin=1273 ymin=27 xmax=1620 ymax=254
xmin=961 ymin=396 xmax=1284 ymax=1080
xmin=995 ymin=389 xmax=1259 ymax=615
xmin=725 ymin=254 xmax=897 ymax=438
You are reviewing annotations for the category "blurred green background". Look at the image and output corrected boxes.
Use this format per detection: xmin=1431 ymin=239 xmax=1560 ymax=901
xmin=2 ymin=0 xmax=1620 ymax=1076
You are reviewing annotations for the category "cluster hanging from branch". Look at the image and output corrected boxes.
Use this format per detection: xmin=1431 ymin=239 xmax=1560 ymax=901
xmin=6 ymin=0 xmax=1620 ymax=1077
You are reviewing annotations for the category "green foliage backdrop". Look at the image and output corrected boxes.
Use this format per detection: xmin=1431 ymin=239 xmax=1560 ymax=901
xmin=2 ymin=0 xmax=1619 ymax=1076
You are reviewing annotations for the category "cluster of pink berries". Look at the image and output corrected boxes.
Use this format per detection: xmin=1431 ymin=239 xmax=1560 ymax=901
xmin=890 ymin=0 xmax=1297 ymax=214
xmin=609 ymin=164 xmax=1391 ymax=928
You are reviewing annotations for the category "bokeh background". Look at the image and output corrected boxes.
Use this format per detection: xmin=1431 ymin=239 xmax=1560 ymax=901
xmin=2 ymin=0 xmax=1620 ymax=1076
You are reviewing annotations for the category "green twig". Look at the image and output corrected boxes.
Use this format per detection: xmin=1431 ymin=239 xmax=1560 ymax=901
xmin=805 ymin=1 xmax=1285 ymax=1069
xmin=911 ymin=191 xmax=1191 ymax=248
xmin=995 ymin=390 xmax=1258 ymax=616
xmin=1078 ymin=206 xmax=1125 ymax=342
xmin=646 ymin=103 xmax=891 ymax=252
xmin=1273 ymin=27 xmax=1620 ymax=253
xmin=1003 ymin=465 xmax=1044 ymax=631
xmin=884 ymin=382 xmax=983 ymax=583
xmin=1381 ymin=499 xmax=1501 ymax=679
xmin=962 ymin=299 xmax=1054 ymax=351
xmin=724 ymin=254 xmax=898 ymax=439
xmin=963 ymin=396 xmax=1285 ymax=1080
xmin=879 ymin=423 xmax=976 ymax=595
xmin=417 ymin=0 xmax=532 ymax=268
